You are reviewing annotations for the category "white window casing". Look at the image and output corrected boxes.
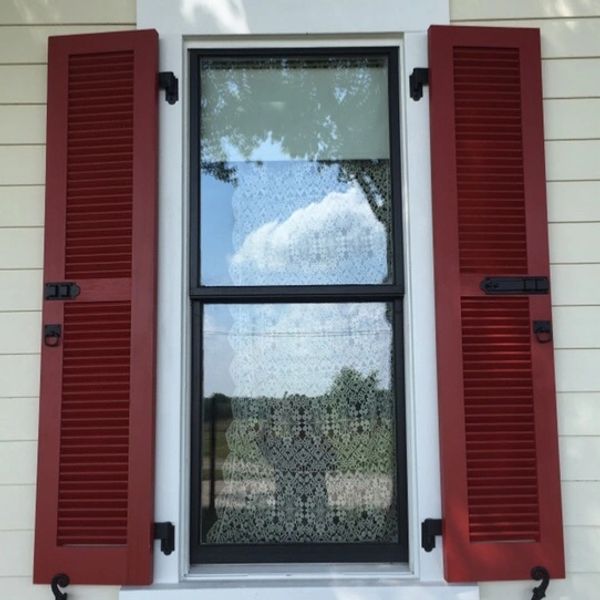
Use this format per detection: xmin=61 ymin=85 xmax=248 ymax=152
xmin=131 ymin=0 xmax=479 ymax=598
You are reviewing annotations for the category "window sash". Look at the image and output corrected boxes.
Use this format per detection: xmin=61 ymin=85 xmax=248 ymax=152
xmin=189 ymin=47 xmax=404 ymax=295
xmin=189 ymin=46 xmax=407 ymax=565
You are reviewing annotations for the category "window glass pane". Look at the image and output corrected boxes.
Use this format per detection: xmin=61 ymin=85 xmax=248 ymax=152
xmin=199 ymin=55 xmax=394 ymax=286
xmin=200 ymin=303 xmax=399 ymax=544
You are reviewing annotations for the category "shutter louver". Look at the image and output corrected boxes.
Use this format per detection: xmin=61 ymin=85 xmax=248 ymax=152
xmin=454 ymin=46 xmax=529 ymax=275
xmin=34 ymin=30 xmax=158 ymax=585
xmin=429 ymin=25 xmax=565 ymax=583
xmin=461 ymin=297 xmax=541 ymax=544
xmin=65 ymin=50 xmax=135 ymax=280
xmin=58 ymin=302 xmax=131 ymax=547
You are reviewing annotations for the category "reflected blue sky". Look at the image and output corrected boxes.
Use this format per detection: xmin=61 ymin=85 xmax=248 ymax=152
xmin=200 ymin=159 xmax=390 ymax=286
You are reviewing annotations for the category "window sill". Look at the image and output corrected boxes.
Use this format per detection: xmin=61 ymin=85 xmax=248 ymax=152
xmin=120 ymin=581 xmax=479 ymax=600
xmin=186 ymin=562 xmax=413 ymax=581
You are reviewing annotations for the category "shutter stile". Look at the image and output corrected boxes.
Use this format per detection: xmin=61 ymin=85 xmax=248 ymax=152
xmin=34 ymin=30 xmax=158 ymax=585
xmin=429 ymin=26 xmax=565 ymax=583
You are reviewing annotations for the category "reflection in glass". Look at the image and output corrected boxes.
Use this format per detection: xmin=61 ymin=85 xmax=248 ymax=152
xmin=201 ymin=303 xmax=398 ymax=544
xmin=199 ymin=56 xmax=394 ymax=286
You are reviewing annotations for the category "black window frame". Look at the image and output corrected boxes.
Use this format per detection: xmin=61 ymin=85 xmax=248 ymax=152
xmin=189 ymin=46 xmax=408 ymax=565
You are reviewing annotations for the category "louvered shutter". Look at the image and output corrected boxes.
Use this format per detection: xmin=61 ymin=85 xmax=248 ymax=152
xmin=34 ymin=30 xmax=158 ymax=585
xmin=428 ymin=25 xmax=565 ymax=582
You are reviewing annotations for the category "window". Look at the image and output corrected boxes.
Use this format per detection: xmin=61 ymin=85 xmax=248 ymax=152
xmin=188 ymin=48 xmax=408 ymax=563
xmin=34 ymin=7 xmax=563 ymax=592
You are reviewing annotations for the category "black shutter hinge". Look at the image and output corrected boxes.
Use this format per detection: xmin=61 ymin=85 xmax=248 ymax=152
xmin=154 ymin=521 xmax=175 ymax=555
xmin=44 ymin=282 xmax=80 ymax=301
xmin=409 ymin=68 xmax=429 ymax=101
xmin=421 ymin=518 xmax=442 ymax=552
xmin=531 ymin=566 xmax=550 ymax=600
xmin=159 ymin=72 xmax=179 ymax=104
xmin=50 ymin=573 xmax=69 ymax=600
xmin=480 ymin=276 xmax=550 ymax=295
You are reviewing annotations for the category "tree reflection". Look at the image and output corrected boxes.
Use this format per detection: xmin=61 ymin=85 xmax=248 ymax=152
xmin=202 ymin=367 xmax=397 ymax=544
xmin=200 ymin=56 xmax=391 ymax=228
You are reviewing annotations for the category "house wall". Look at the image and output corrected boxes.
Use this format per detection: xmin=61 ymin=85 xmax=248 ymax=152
xmin=1 ymin=0 xmax=598 ymax=599
xmin=0 ymin=3 xmax=135 ymax=599
xmin=450 ymin=2 xmax=600 ymax=599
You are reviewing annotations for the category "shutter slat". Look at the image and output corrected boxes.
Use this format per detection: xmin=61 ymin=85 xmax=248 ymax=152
xmin=34 ymin=29 xmax=158 ymax=585
xmin=429 ymin=25 xmax=564 ymax=583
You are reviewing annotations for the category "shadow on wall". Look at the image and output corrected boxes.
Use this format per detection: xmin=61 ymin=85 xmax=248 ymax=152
xmin=180 ymin=0 xmax=251 ymax=33
xmin=4 ymin=0 xmax=134 ymax=24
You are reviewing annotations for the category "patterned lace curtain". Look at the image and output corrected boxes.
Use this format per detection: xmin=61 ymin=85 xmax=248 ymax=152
xmin=206 ymin=305 xmax=398 ymax=544
xmin=200 ymin=55 xmax=398 ymax=545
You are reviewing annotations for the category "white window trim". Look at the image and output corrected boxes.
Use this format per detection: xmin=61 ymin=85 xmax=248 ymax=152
xmin=130 ymin=1 xmax=479 ymax=598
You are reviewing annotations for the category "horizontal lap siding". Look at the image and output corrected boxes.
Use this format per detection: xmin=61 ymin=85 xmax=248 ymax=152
xmin=0 ymin=3 xmax=135 ymax=598
xmin=452 ymin=1 xmax=600 ymax=20
xmin=0 ymin=1 xmax=134 ymax=25
xmin=0 ymin=26 xmax=135 ymax=64
xmin=451 ymin=2 xmax=600 ymax=597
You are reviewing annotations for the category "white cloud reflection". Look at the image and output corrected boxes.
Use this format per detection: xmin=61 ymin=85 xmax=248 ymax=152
xmin=229 ymin=184 xmax=387 ymax=285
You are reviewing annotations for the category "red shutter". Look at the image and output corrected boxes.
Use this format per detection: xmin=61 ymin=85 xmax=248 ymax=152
xmin=429 ymin=25 xmax=565 ymax=582
xmin=34 ymin=30 xmax=158 ymax=585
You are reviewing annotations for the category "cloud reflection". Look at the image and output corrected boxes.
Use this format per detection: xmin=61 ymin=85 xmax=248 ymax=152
xmin=230 ymin=184 xmax=387 ymax=285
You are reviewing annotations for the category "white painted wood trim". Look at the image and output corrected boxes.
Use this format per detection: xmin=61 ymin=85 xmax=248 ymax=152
xmin=138 ymin=0 xmax=449 ymax=36
xmin=120 ymin=584 xmax=478 ymax=600
xmin=138 ymin=0 xmax=457 ymax=593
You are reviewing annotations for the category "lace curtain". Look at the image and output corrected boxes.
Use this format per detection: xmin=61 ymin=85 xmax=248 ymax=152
xmin=200 ymin=55 xmax=397 ymax=546
xmin=205 ymin=303 xmax=398 ymax=544
xmin=201 ymin=159 xmax=393 ymax=286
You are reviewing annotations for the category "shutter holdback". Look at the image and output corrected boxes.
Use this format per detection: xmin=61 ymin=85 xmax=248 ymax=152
xmin=50 ymin=574 xmax=69 ymax=600
xmin=531 ymin=566 xmax=550 ymax=600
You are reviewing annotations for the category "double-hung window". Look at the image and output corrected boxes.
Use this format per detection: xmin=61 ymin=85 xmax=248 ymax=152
xmin=33 ymin=5 xmax=566 ymax=589
xmin=188 ymin=48 xmax=408 ymax=564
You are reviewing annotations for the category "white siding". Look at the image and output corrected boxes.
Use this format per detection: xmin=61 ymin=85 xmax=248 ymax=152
xmin=542 ymin=58 xmax=600 ymax=98
xmin=452 ymin=0 xmax=600 ymax=20
xmin=544 ymin=99 xmax=600 ymax=140
xmin=548 ymin=181 xmax=600 ymax=221
xmin=0 ymin=3 xmax=135 ymax=599
xmin=0 ymin=0 xmax=134 ymax=24
xmin=451 ymin=2 xmax=600 ymax=598
xmin=0 ymin=25 xmax=134 ymax=64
